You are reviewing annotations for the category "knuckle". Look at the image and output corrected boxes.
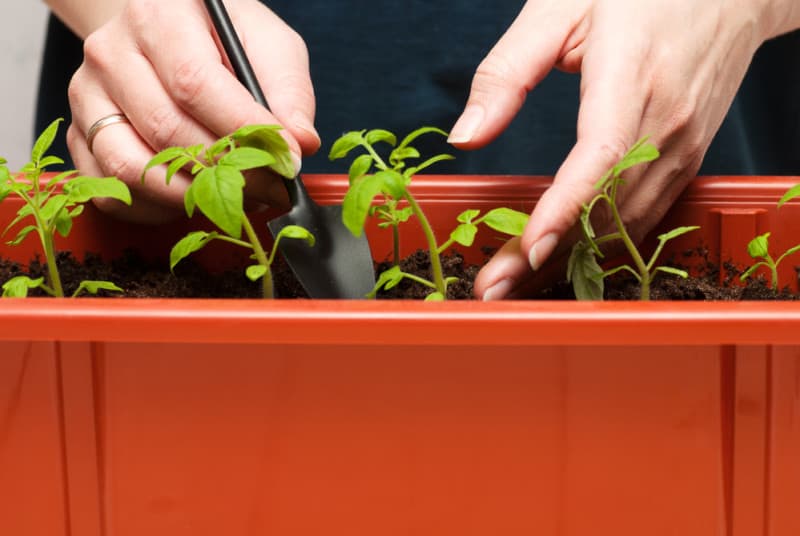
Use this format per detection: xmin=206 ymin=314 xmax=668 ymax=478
xmin=100 ymin=147 xmax=138 ymax=182
xmin=81 ymin=31 xmax=111 ymax=69
xmin=170 ymin=58 xmax=208 ymax=110
xmin=473 ymin=52 xmax=528 ymax=102
xmin=141 ymin=106 xmax=183 ymax=150
xmin=595 ymin=135 xmax=631 ymax=167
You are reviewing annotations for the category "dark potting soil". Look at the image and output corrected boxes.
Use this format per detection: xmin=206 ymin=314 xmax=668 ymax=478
xmin=0 ymin=247 xmax=797 ymax=300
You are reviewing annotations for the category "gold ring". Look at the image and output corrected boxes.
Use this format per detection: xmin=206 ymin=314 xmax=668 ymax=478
xmin=86 ymin=113 xmax=129 ymax=153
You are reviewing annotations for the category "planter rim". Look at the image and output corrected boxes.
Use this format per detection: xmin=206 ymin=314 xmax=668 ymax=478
xmin=2 ymin=298 xmax=799 ymax=345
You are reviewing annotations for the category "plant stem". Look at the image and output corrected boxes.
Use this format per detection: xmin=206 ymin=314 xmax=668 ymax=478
xmin=40 ymin=230 xmax=64 ymax=297
xmin=241 ymin=215 xmax=272 ymax=299
xmin=392 ymin=224 xmax=400 ymax=266
xmin=405 ymin=192 xmax=446 ymax=297
xmin=607 ymin=189 xmax=650 ymax=300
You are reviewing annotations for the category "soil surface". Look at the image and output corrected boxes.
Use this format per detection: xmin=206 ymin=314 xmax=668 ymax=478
xmin=0 ymin=247 xmax=797 ymax=300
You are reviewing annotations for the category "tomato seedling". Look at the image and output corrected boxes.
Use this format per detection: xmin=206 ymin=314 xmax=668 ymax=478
xmin=330 ymin=127 xmax=528 ymax=300
xmin=568 ymin=138 xmax=699 ymax=301
xmin=0 ymin=118 xmax=131 ymax=297
xmin=143 ymin=125 xmax=314 ymax=299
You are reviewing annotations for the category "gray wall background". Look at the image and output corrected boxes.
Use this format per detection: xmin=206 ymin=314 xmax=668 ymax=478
xmin=1 ymin=2 xmax=49 ymax=170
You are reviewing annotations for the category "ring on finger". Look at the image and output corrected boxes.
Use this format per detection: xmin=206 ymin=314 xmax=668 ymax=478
xmin=86 ymin=113 xmax=130 ymax=154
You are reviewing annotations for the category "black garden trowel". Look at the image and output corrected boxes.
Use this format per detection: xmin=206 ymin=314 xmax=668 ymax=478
xmin=204 ymin=0 xmax=375 ymax=298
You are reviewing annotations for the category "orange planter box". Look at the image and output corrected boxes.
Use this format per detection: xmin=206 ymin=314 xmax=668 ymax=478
xmin=0 ymin=175 xmax=798 ymax=536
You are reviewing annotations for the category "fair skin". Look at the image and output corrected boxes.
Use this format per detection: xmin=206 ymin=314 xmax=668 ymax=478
xmin=47 ymin=0 xmax=800 ymax=297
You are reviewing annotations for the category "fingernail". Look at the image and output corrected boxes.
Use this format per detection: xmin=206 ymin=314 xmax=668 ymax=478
xmin=291 ymin=111 xmax=320 ymax=144
xmin=290 ymin=151 xmax=303 ymax=175
xmin=528 ymin=233 xmax=559 ymax=271
xmin=448 ymin=105 xmax=484 ymax=144
xmin=483 ymin=278 xmax=514 ymax=301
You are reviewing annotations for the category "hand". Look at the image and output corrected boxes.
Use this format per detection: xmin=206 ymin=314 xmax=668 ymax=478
xmin=66 ymin=0 xmax=320 ymax=223
xmin=448 ymin=0 xmax=796 ymax=299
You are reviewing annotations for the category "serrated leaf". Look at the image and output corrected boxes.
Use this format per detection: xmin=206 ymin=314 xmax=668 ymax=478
xmin=0 ymin=182 xmax=12 ymax=203
xmin=778 ymin=184 xmax=800 ymax=207
xmin=425 ymin=292 xmax=446 ymax=301
xmin=657 ymin=225 xmax=700 ymax=243
xmin=567 ymin=241 xmax=605 ymax=300
xmin=450 ymin=223 xmax=478 ymax=247
xmin=348 ymin=154 xmax=373 ymax=183
xmin=3 ymin=275 xmax=45 ymax=298
xmin=73 ymin=280 xmax=124 ymax=296
xmin=169 ymin=231 xmax=217 ymax=270
xmin=365 ymin=129 xmax=396 ymax=146
xmin=234 ymin=125 xmax=295 ymax=178
xmin=246 ymin=264 xmax=268 ymax=282
xmin=341 ymin=173 xmax=387 ymax=236
xmin=193 ymin=165 xmax=244 ymax=238
xmin=7 ymin=225 xmax=37 ymax=246
xmin=3 ymin=206 xmax=33 ymax=237
xmin=481 ymin=207 xmax=529 ymax=236
xmin=142 ymin=147 xmax=186 ymax=179
xmin=457 ymin=209 xmax=481 ymax=224
xmin=206 ymin=136 xmax=233 ymax=160
xmin=366 ymin=265 xmax=404 ymax=298
xmin=31 ymin=118 xmax=63 ymax=164
xmin=596 ymin=137 xmax=659 ymax=189
xmin=328 ymin=130 xmax=365 ymax=160
xmin=396 ymin=206 xmax=413 ymax=223
xmin=219 ymin=147 xmax=276 ymax=171
xmin=654 ymin=266 xmax=689 ymax=278
xmin=38 ymin=155 xmax=64 ymax=169
xmin=184 ymin=180 xmax=197 ymax=217
xmin=747 ymin=233 xmax=770 ymax=259
xmin=275 ymin=224 xmax=315 ymax=247
xmin=64 ymin=177 xmax=132 ymax=205
xmin=39 ymin=194 xmax=69 ymax=222
xmin=191 ymin=162 xmax=204 ymax=175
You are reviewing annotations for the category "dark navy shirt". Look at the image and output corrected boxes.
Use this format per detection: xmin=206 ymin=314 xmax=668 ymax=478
xmin=36 ymin=4 xmax=800 ymax=175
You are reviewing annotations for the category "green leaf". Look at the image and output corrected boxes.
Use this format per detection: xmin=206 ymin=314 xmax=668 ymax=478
xmin=39 ymin=194 xmax=69 ymax=222
xmin=397 ymin=126 xmax=448 ymax=150
xmin=184 ymin=180 xmax=197 ymax=217
xmin=31 ymin=118 xmax=63 ymax=164
xmin=206 ymin=136 xmax=233 ymax=160
xmin=389 ymin=146 xmax=420 ymax=166
xmin=219 ymin=147 xmax=276 ymax=171
xmin=234 ymin=125 xmax=295 ymax=178
xmin=45 ymin=170 xmax=79 ymax=190
xmin=3 ymin=205 xmax=33 ymax=237
xmin=567 ymin=240 xmax=605 ymax=300
xmin=0 ymin=166 xmax=9 ymax=182
xmin=328 ymin=130 xmax=366 ymax=160
xmin=377 ymin=170 xmax=407 ymax=200
xmin=73 ymin=280 xmax=124 ymax=297
xmin=481 ymin=207 xmax=529 ymax=236
xmin=654 ymin=266 xmax=689 ymax=278
xmin=348 ymin=154 xmax=373 ymax=183
xmin=368 ymin=265 xmax=405 ymax=297
xmin=396 ymin=206 xmax=414 ymax=223
xmin=747 ymin=232 xmax=770 ymax=259
xmin=450 ymin=223 xmax=478 ymax=247
xmin=425 ymin=292 xmax=446 ymax=301
xmin=7 ymin=225 xmax=37 ymax=246
xmin=192 ymin=165 xmax=245 ymax=238
xmin=54 ymin=210 xmax=73 ymax=237
xmin=778 ymin=184 xmax=800 ymax=207
xmin=169 ymin=231 xmax=218 ymax=270
xmin=457 ymin=209 xmax=481 ymax=224
xmin=657 ymin=225 xmax=700 ymax=243
xmin=69 ymin=205 xmax=85 ymax=218
xmin=38 ymin=155 xmax=64 ymax=169
xmin=341 ymin=173 xmax=387 ymax=236
xmin=596 ymin=137 xmax=660 ymax=189
xmin=246 ymin=264 xmax=268 ymax=282
xmin=275 ymin=224 xmax=315 ymax=247
xmin=165 ymin=155 xmax=191 ymax=185
xmin=64 ymin=177 xmax=132 ymax=205
xmin=0 ymin=182 xmax=12 ymax=203
xmin=404 ymin=153 xmax=455 ymax=177
xmin=365 ymin=129 xmax=397 ymax=146
xmin=142 ymin=147 xmax=186 ymax=179
xmin=2 ymin=275 xmax=45 ymax=298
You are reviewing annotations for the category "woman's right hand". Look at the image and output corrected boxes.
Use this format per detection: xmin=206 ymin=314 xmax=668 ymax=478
xmin=64 ymin=0 xmax=320 ymax=222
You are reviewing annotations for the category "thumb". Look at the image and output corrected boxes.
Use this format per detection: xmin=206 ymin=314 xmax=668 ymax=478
xmin=448 ymin=4 xmax=574 ymax=148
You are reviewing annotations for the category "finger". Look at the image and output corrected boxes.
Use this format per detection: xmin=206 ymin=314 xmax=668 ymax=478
xmin=519 ymin=32 xmax=649 ymax=273
xmin=128 ymin=1 xmax=309 ymax=161
xmin=448 ymin=3 xmax=578 ymax=148
xmin=235 ymin=7 xmax=320 ymax=155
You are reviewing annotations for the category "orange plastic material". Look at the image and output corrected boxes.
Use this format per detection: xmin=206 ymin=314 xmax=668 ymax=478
xmin=1 ymin=175 xmax=799 ymax=536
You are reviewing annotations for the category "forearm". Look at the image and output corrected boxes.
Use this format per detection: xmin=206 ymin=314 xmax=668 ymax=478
xmin=43 ymin=0 xmax=128 ymax=39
